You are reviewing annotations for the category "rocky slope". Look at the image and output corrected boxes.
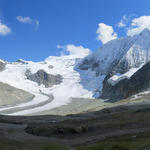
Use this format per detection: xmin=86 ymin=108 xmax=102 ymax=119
xmin=101 ymin=62 xmax=150 ymax=100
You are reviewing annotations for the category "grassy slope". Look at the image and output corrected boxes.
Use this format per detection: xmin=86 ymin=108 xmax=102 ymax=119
xmin=76 ymin=131 xmax=150 ymax=150
xmin=0 ymin=139 xmax=68 ymax=150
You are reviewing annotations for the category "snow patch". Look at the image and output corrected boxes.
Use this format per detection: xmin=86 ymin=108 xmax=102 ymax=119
xmin=0 ymin=59 xmax=5 ymax=64
xmin=108 ymin=65 xmax=143 ymax=86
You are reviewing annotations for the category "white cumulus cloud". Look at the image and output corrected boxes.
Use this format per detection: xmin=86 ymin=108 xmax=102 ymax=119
xmin=16 ymin=16 xmax=32 ymax=24
xmin=127 ymin=16 xmax=150 ymax=36
xmin=57 ymin=44 xmax=91 ymax=57
xmin=0 ymin=21 xmax=11 ymax=36
xmin=118 ymin=15 xmax=128 ymax=27
xmin=16 ymin=16 xmax=39 ymax=29
xmin=96 ymin=23 xmax=117 ymax=44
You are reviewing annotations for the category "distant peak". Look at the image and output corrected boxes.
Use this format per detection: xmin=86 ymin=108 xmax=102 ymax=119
xmin=139 ymin=28 xmax=150 ymax=36
xmin=16 ymin=59 xmax=28 ymax=64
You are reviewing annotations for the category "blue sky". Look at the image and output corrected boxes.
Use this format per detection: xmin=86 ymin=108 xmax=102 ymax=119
xmin=1 ymin=0 xmax=150 ymax=61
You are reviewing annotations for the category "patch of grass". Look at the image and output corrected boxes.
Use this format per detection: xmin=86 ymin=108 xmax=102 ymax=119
xmin=76 ymin=131 xmax=150 ymax=150
xmin=0 ymin=139 xmax=68 ymax=150
xmin=41 ymin=143 xmax=67 ymax=150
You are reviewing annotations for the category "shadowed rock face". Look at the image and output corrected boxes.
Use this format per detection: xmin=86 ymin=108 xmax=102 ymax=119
xmin=101 ymin=62 xmax=150 ymax=101
xmin=0 ymin=61 xmax=6 ymax=72
xmin=26 ymin=69 xmax=63 ymax=88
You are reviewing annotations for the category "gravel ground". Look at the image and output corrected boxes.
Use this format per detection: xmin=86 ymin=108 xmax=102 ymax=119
xmin=30 ymin=93 xmax=150 ymax=116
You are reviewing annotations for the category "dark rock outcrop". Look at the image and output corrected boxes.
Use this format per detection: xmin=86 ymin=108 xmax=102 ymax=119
xmin=26 ymin=69 xmax=63 ymax=88
xmin=16 ymin=59 xmax=28 ymax=64
xmin=101 ymin=62 xmax=150 ymax=101
xmin=48 ymin=65 xmax=54 ymax=69
xmin=0 ymin=60 xmax=6 ymax=71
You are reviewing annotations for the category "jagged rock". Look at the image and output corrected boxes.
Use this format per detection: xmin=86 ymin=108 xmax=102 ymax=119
xmin=26 ymin=69 xmax=63 ymax=88
xmin=101 ymin=62 xmax=150 ymax=101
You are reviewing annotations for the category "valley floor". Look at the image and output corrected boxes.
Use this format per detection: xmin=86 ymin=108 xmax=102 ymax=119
xmin=0 ymin=92 xmax=150 ymax=116
xmin=21 ymin=92 xmax=150 ymax=116
xmin=0 ymin=94 xmax=150 ymax=149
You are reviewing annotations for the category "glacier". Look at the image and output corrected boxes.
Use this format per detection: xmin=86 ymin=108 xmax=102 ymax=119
xmin=0 ymin=54 xmax=102 ymax=115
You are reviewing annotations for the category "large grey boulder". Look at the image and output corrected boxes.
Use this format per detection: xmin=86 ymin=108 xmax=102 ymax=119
xmin=101 ymin=62 xmax=150 ymax=101
xmin=26 ymin=69 xmax=63 ymax=88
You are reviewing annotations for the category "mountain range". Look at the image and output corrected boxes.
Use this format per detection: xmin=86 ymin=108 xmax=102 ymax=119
xmin=0 ymin=28 xmax=150 ymax=115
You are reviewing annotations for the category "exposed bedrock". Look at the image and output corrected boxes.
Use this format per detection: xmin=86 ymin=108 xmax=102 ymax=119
xmin=101 ymin=62 xmax=150 ymax=101
xmin=25 ymin=69 xmax=63 ymax=88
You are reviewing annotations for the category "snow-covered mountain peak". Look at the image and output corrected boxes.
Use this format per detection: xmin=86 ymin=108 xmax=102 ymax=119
xmin=77 ymin=28 xmax=150 ymax=98
xmin=133 ymin=28 xmax=150 ymax=48
xmin=79 ymin=28 xmax=150 ymax=75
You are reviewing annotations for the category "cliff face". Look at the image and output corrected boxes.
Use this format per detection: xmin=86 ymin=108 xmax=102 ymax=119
xmin=101 ymin=62 xmax=150 ymax=101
